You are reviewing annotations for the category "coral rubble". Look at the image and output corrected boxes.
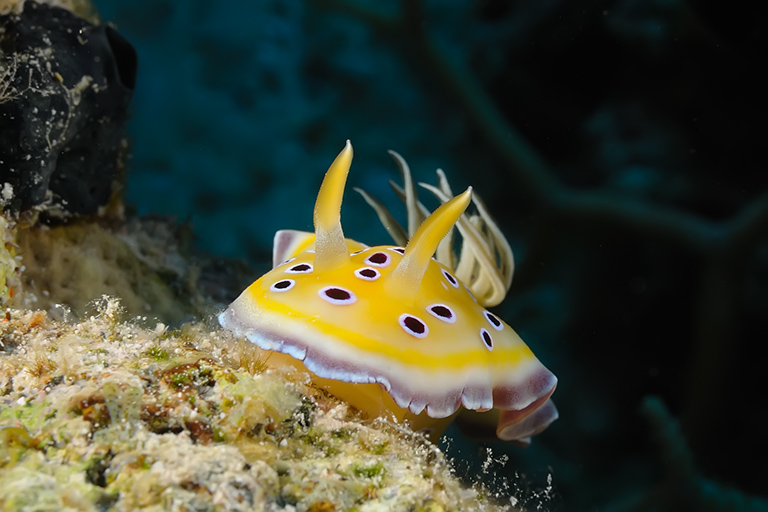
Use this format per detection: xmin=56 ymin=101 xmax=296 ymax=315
xmin=0 ymin=298 xmax=510 ymax=511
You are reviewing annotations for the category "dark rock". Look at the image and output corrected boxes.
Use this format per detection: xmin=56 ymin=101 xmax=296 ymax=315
xmin=0 ymin=1 xmax=137 ymax=217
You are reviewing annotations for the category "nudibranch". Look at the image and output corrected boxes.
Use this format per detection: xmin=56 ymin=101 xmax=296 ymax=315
xmin=219 ymin=141 xmax=557 ymax=444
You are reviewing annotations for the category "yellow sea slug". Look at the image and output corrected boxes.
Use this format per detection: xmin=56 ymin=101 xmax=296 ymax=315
xmin=219 ymin=141 xmax=557 ymax=443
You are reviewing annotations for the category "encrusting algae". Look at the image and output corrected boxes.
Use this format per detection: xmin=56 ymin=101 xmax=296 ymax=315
xmin=0 ymin=296 xmax=515 ymax=511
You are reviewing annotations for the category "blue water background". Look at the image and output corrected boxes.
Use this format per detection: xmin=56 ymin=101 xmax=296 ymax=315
xmin=92 ymin=1 xmax=768 ymax=509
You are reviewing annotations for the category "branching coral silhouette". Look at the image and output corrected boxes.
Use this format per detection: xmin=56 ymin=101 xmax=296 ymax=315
xmin=316 ymin=0 xmax=768 ymax=508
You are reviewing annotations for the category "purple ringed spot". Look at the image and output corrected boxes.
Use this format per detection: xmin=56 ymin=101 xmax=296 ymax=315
xmin=280 ymin=257 xmax=296 ymax=265
xmin=364 ymin=252 xmax=391 ymax=267
xmin=427 ymin=304 xmax=456 ymax=323
xmin=354 ymin=267 xmax=381 ymax=281
xmin=286 ymin=263 xmax=313 ymax=273
xmin=270 ymin=279 xmax=295 ymax=292
xmin=484 ymin=310 xmax=503 ymax=330
xmin=480 ymin=328 xmax=493 ymax=350
xmin=318 ymin=286 xmax=357 ymax=305
xmin=399 ymin=314 xmax=429 ymax=338
xmin=442 ymin=269 xmax=459 ymax=288
xmin=388 ymin=247 xmax=405 ymax=254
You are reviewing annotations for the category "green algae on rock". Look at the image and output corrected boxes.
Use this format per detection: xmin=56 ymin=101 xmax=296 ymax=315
xmin=0 ymin=214 xmax=20 ymax=304
xmin=13 ymin=220 xmax=195 ymax=322
xmin=0 ymin=298 xmax=514 ymax=511
xmin=1 ymin=207 xmax=240 ymax=326
xmin=0 ymin=0 xmax=98 ymax=23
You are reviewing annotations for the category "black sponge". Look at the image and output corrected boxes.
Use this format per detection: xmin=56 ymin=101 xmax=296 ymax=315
xmin=0 ymin=1 xmax=137 ymax=216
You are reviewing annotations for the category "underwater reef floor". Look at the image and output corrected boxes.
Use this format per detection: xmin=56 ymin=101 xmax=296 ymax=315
xmin=0 ymin=298 xmax=512 ymax=511
xmin=0 ymin=216 xmax=514 ymax=511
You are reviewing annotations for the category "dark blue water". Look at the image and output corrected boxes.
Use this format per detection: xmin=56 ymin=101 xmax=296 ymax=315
xmin=92 ymin=1 xmax=768 ymax=509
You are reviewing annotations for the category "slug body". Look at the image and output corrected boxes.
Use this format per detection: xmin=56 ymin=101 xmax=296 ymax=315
xmin=219 ymin=141 xmax=557 ymax=443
